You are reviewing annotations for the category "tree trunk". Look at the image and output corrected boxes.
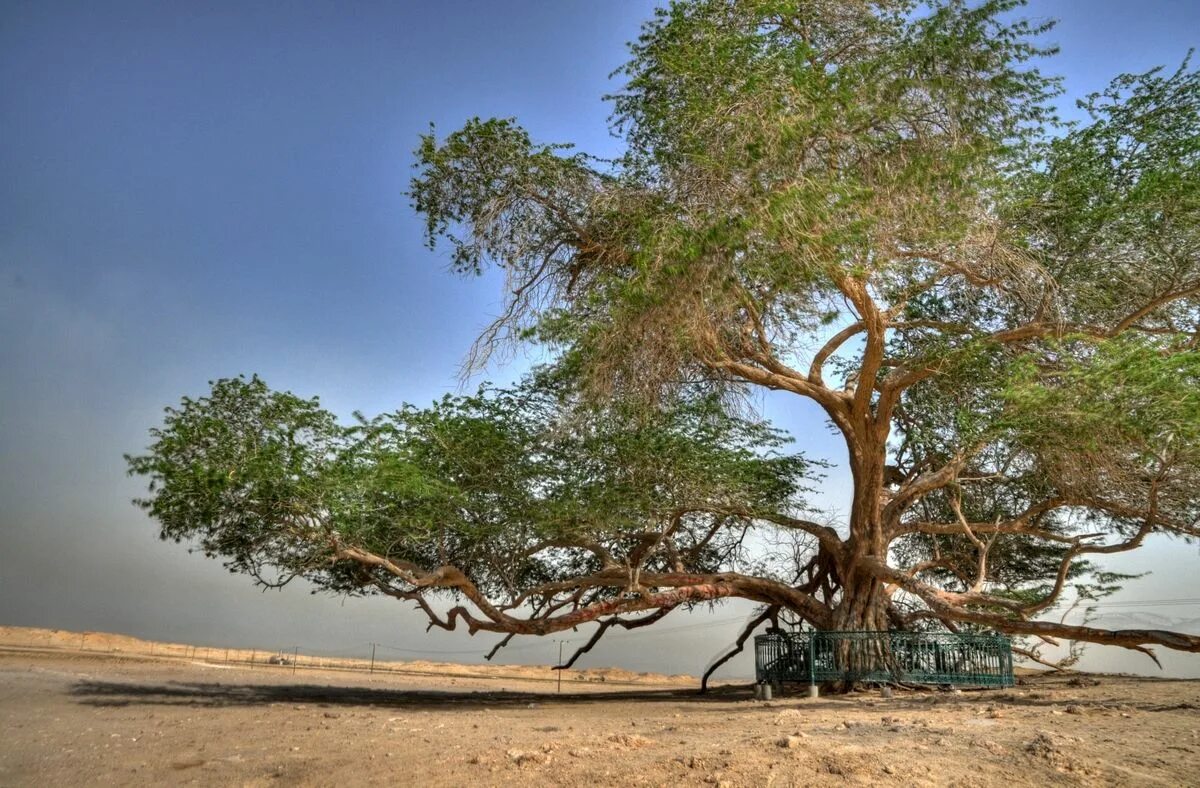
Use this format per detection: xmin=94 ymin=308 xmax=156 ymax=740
xmin=835 ymin=424 xmax=891 ymax=634
xmin=826 ymin=426 xmax=894 ymax=689
xmin=831 ymin=568 xmax=889 ymax=632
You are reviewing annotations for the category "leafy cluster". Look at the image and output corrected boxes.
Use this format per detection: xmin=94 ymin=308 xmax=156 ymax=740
xmin=127 ymin=374 xmax=816 ymax=600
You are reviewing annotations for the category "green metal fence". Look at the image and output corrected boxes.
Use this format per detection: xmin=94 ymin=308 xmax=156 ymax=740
xmin=754 ymin=630 xmax=1014 ymax=688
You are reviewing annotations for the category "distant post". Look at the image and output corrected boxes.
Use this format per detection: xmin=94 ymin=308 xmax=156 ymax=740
xmin=557 ymin=641 xmax=563 ymax=694
xmin=369 ymin=643 xmax=376 ymax=676
xmin=292 ymin=646 xmax=299 ymax=676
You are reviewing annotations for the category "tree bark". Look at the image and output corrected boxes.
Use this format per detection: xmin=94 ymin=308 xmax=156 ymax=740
xmin=832 ymin=419 xmax=892 ymax=634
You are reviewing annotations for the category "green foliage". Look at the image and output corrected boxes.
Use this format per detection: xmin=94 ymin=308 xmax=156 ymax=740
xmin=1003 ymin=335 xmax=1200 ymax=519
xmin=410 ymin=118 xmax=599 ymax=277
xmin=1011 ymin=56 xmax=1200 ymax=327
xmin=411 ymin=0 xmax=1065 ymax=405
xmin=127 ymin=374 xmax=817 ymax=597
xmin=125 ymin=376 xmax=341 ymax=585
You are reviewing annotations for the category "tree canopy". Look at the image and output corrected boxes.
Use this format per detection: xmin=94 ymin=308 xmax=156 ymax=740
xmin=131 ymin=0 xmax=1200 ymax=673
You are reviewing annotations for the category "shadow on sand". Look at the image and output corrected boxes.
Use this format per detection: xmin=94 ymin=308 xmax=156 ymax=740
xmin=71 ymin=674 xmax=1187 ymax=714
xmin=69 ymin=679 xmax=751 ymax=711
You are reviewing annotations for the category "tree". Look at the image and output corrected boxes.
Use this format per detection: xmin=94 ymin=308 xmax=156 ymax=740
xmin=130 ymin=0 xmax=1200 ymax=671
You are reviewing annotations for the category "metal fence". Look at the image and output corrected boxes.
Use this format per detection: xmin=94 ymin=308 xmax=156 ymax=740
xmin=754 ymin=630 xmax=1014 ymax=688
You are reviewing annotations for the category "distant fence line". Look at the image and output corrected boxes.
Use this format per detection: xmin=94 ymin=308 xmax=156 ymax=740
xmin=3 ymin=633 xmax=657 ymax=687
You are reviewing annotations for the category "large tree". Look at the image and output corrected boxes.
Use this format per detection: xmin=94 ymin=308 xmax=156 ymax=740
xmin=130 ymin=0 xmax=1200 ymax=671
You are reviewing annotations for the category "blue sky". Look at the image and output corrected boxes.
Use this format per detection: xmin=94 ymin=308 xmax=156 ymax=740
xmin=2 ymin=1 xmax=1198 ymax=678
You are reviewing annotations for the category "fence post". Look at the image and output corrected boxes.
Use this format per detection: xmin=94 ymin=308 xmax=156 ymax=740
xmin=807 ymin=633 xmax=818 ymax=698
xmin=292 ymin=646 xmax=299 ymax=676
xmin=369 ymin=643 xmax=376 ymax=676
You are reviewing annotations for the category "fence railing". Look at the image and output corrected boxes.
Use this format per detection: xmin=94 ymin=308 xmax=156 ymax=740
xmin=754 ymin=630 xmax=1014 ymax=688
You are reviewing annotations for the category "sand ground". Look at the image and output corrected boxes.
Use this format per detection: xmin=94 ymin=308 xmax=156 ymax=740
xmin=1 ymin=627 xmax=1198 ymax=786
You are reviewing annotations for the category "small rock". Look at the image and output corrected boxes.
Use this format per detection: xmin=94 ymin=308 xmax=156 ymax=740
xmin=608 ymin=733 xmax=655 ymax=748
xmin=1065 ymin=705 xmax=1084 ymax=715
xmin=777 ymin=735 xmax=804 ymax=749
xmin=1025 ymin=732 xmax=1059 ymax=758
xmin=506 ymin=749 xmax=548 ymax=767
xmin=775 ymin=709 xmax=803 ymax=724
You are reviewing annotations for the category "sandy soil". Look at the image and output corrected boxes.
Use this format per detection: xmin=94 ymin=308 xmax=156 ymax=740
xmin=1 ymin=628 xmax=1198 ymax=786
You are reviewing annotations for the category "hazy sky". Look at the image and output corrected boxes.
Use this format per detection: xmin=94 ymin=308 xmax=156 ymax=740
xmin=2 ymin=0 xmax=1199 ymax=680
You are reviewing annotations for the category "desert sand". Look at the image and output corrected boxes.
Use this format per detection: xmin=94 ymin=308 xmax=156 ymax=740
xmin=1 ymin=625 xmax=1198 ymax=786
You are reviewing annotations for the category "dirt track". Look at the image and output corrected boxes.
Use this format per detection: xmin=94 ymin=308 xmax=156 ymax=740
xmin=1 ymin=638 xmax=1199 ymax=786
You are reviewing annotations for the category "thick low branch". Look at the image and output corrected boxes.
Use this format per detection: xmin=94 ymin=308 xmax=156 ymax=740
xmin=344 ymin=537 xmax=833 ymax=639
xmin=700 ymin=606 xmax=777 ymax=693
xmin=556 ymin=608 xmax=673 ymax=670
xmin=866 ymin=557 xmax=1200 ymax=654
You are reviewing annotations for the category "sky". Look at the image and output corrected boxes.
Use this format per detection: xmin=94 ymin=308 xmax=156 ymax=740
xmin=2 ymin=0 xmax=1199 ymax=680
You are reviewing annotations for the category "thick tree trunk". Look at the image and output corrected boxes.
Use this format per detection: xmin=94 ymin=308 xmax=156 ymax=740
xmin=830 ymin=568 xmax=889 ymax=632
xmin=834 ymin=423 xmax=891 ymax=634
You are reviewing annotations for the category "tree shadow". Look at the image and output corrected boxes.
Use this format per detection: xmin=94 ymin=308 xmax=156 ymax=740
xmin=70 ymin=679 xmax=751 ymax=711
xmin=72 ymin=676 xmax=1180 ymax=715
